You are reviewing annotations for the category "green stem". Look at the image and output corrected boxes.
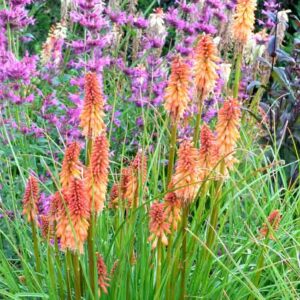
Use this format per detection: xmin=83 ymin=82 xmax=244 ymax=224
xmin=54 ymin=235 xmax=65 ymax=300
xmin=248 ymin=239 xmax=269 ymax=300
xmin=180 ymin=205 xmax=189 ymax=300
xmin=31 ymin=221 xmax=41 ymax=275
xmin=73 ymin=253 xmax=81 ymax=300
xmin=155 ymin=240 xmax=162 ymax=300
xmin=66 ymin=251 xmax=72 ymax=300
xmin=193 ymin=93 xmax=203 ymax=147
xmin=167 ymin=120 xmax=177 ymax=186
xmin=47 ymin=244 xmax=56 ymax=299
xmin=165 ymin=228 xmax=174 ymax=300
xmin=87 ymin=213 xmax=96 ymax=298
xmin=233 ymin=52 xmax=242 ymax=98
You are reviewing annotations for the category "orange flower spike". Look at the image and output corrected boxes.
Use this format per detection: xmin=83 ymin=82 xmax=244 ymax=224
xmin=232 ymin=0 xmax=257 ymax=44
xmin=80 ymin=72 xmax=106 ymax=139
xmin=199 ymin=124 xmax=220 ymax=179
xmin=164 ymin=187 xmax=181 ymax=231
xmin=57 ymin=178 xmax=90 ymax=253
xmin=148 ymin=202 xmax=171 ymax=249
xmin=260 ymin=210 xmax=282 ymax=240
xmin=22 ymin=176 xmax=39 ymax=223
xmin=60 ymin=142 xmax=82 ymax=189
xmin=124 ymin=151 xmax=147 ymax=208
xmin=194 ymin=35 xmax=220 ymax=99
xmin=55 ymin=190 xmax=71 ymax=247
xmin=87 ymin=134 xmax=109 ymax=213
xmin=216 ymin=98 xmax=241 ymax=170
xmin=109 ymin=183 xmax=120 ymax=209
xmin=39 ymin=215 xmax=54 ymax=240
xmin=173 ymin=140 xmax=200 ymax=204
xmin=164 ymin=56 xmax=190 ymax=121
xmin=96 ymin=253 xmax=110 ymax=296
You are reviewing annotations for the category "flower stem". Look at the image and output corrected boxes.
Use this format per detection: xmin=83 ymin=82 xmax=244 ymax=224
xmin=65 ymin=251 xmax=72 ymax=300
xmin=180 ymin=205 xmax=189 ymax=300
xmin=248 ymin=239 xmax=269 ymax=300
xmin=87 ymin=212 xmax=96 ymax=298
xmin=233 ymin=52 xmax=242 ymax=98
xmin=31 ymin=220 xmax=41 ymax=276
xmin=86 ymin=137 xmax=97 ymax=297
xmin=167 ymin=120 xmax=177 ymax=186
xmin=155 ymin=240 xmax=162 ymax=299
xmin=165 ymin=228 xmax=174 ymax=300
xmin=193 ymin=92 xmax=203 ymax=147
xmin=72 ymin=253 xmax=81 ymax=300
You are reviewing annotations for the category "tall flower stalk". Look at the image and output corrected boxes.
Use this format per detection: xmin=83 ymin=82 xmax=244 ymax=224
xmin=193 ymin=35 xmax=219 ymax=146
xmin=232 ymin=0 xmax=257 ymax=98
xmin=199 ymin=98 xmax=241 ymax=293
xmin=80 ymin=71 xmax=106 ymax=297
xmin=22 ymin=176 xmax=41 ymax=275
xmin=164 ymin=56 xmax=190 ymax=185
xmin=248 ymin=210 xmax=281 ymax=300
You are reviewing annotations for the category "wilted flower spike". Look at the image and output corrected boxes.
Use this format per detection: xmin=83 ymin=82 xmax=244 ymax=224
xmin=164 ymin=56 xmax=190 ymax=121
xmin=148 ymin=202 xmax=171 ymax=249
xmin=57 ymin=178 xmax=90 ymax=254
xmin=260 ymin=210 xmax=281 ymax=240
xmin=232 ymin=0 xmax=257 ymax=44
xmin=96 ymin=253 xmax=110 ymax=296
xmin=194 ymin=35 xmax=220 ymax=99
xmin=80 ymin=72 xmax=106 ymax=139
xmin=173 ymin=140 xmax=200 ymax=204
xmin=86 ymin=134 xmax=109 ymax=213
xmin=22 ymin=176 xmax=39 ymax=222
xmin=199 ymin=124 xmax=220 ymax=180
xmin=216 ymin=98 xmax=241 ymax=171
xmin=60 ymin=142 xmax=82 ymax=189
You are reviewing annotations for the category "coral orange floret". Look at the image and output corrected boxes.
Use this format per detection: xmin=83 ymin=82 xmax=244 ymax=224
xmin=216 ymin=98 xmax=241 ymax=171
xmin=194 ymin=34 xmax=220 ymax=99
xmin=86 ymin=134 xmax=109 ymax=213
xmin=172 ymin=140 xmax=200 ymax=204
xmin=164 ymin=56 xmax=190 ymax=121
xmin=232 ymin=0 xmax=257 ymax=44
xmin=22 ymin=176 xmax=39 ymax=223
xmin=199 ymin=124 xmax=220 ymax=180
xmin=80 ymin=72 xmax=106 ymax=139
xmin=57 ymin=178 xmax=90 ymax=253
xmin=60 ymin=141 xmax=82 ymax=189
xmin=96 ymin=253 xmax=110 ymax=296
xmin=148 ymin=202 xmax=171 ymax=249
xmin=260 ymin=210 xmax=281 ymax=240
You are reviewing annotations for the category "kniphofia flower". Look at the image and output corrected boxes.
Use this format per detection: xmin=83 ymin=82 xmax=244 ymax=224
xmin=124 ymin=151 xmax=147 ymax=208
xmin=232 ymin=0 xmax=257 ymax=44
xmin=194 ymin=35 xmax=220 ymax=99
xmin=260 ymin=210 xmax=281 ymax=240
xmin=96 ymin=253 xmax=110 ymax=296
xmin=199 ymin=124 xmax=220 ymax=180
xmin=56 ymin=178 xmax=90 ymax=254
xmin=86 ymin=134 xmax=109 ymax=213
xmin=148 ymin=202 xmax=171 ymax=249
xmin=80 ymin=72 xmax=106 ymax=139
xmin=164 ymin=183 xmax=181 ymax=231
xmin=164 ymin=56 xmax=190 ymax=121
xmin=216 ymin=98 xmax=241 ymax=171
xmin=60 ymin=142 xmax=82 ymax=189
xmin=22 ymin=176 xmax=39 ymax=222
xmin=172 ymin=140 xmax=200 ymax=204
